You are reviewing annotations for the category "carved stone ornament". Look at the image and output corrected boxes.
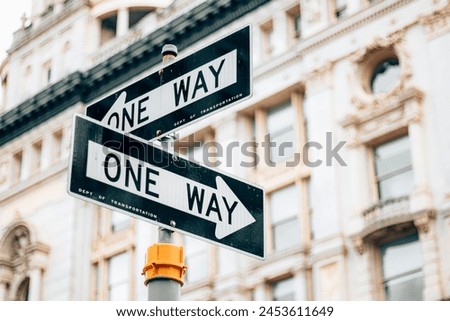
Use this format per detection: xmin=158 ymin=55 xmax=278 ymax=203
xmin=352 ymin=237 xmax=366 ymax=255
xmin=419 ymin=2 xmax=450 ymax=38
xmin=348 ymin=30 xmax=412 ymax=112
xmin=301 ymin=0 xmax=322 ymax=24
xmin=11 ymin=227 xmax=30 ymax=258
xmin=305 ymin=61 xmax=335 ymax=95
xmin=414 ymin=211 xmax=436 ymax=234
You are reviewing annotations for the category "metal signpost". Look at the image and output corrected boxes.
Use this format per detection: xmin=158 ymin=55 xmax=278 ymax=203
xmin=86 ymin=26 xmax=251 ymax=141
xmin=68 ymin=114 xmax=265 ymax=259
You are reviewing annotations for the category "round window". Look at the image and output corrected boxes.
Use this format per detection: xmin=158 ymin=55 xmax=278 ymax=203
xmin=369 ymin=57 xmax=400 ymax=94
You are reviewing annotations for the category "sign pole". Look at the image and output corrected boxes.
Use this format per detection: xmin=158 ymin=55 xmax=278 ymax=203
xmin=142 ymin=45 xmax=186 ymax=301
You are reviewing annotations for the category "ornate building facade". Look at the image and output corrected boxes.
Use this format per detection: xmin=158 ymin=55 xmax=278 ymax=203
xmin=0 ymin=0 xmax=449 ymax=301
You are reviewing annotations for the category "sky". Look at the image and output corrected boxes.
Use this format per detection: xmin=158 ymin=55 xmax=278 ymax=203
xmin=0 ymin=1 xmax=32 ymax=61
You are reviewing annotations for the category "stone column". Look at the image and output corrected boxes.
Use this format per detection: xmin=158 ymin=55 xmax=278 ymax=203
xmin=28 ymin=268 xmax=43 ymax=301
xmin=117 ymin=7 xmax=129 ymax=37
xmin=406 ymin=99 xmax=432 ymax=212
xmin=0 ymin=261 xmax=12 ymax=300
xmin=352 ymin=239 xmax=377 ymax=300
xmin=26 ymin=243 xmax=50 ymax=301
xmin=252 ymin=283 xmax=266 ymax=301
xmin=0 ymin=282 xmax=8 ymax=300
xmin=414 ymin=213 xmax=443 ymax=300
xmin=272 ymin=11 xmax=288 ymax=55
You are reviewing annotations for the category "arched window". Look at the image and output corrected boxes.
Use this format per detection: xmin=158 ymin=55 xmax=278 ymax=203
xmin=16 ymin=277 xmax=30 ymax=301
xmin=0 ymin=222 xmax=50 ymax=300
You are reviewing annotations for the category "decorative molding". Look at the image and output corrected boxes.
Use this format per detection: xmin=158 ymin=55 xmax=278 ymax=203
xmin=352 ymin=237 xmax=366 ymax=255
xmin=342 ymin=87 xmax=424 ymax=145
xmin=296 ymin=0 xmax=415 ymax=55
xmin=301 ymin=0 xmax=322 ymax=24
xmin=350 ymin=30 xmax=405 ymax=64
xmin=304 ymin=61 xmax=335 ymax=95
xmin=348 ymin=30 xmax=413 ymax=112
xmin=0 ymin=0 xmax=271 ymax=148
xmin=419 ymin=2 xmax=450 ymax=38
xmin=414 ymin=210 xmax=436 ymax=234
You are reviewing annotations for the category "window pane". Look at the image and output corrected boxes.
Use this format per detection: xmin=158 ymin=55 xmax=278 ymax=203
xmin=109 ymin=283 xmax=129 ymax=301
xmin=273 ymin=217 xmax=300 ymax=251
xmin=267 ymin=103 xmax=296 ymax=163
xmin=375 ymin=136 xmax=411 ymax=177
xmin=267 ymin=102 xmax=294 ymax=134
xmin=385 ymin=271 xmax=423 ymax=301
xmin=273 ymin=277 xmax=295 ymax=301
xmin=381 ymin=234 xmax=422 ymax=279
xmin=378 ymin=169 xmax=413 ymax=200
xmin=108 ymin=252 xmax=129 ymax=300
xmin=370 ymin=58 xmax=401 ymax=94
xmin=380 ymin=233 xmax=423 ymax=301
xmin=375 ymin=136 xmax=413 ymax=200
xmin=270 ymin=184 xmax=298 ymax=223
xmin=270 ymin=128 xmax=296 ymax=163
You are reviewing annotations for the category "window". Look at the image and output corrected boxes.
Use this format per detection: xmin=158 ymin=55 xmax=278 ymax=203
xmin=108 ymin=252 xmax=130 ymax=300
xmin=42 ymin=61 xmax=52 ymax=86
xmin=22 ymin=65 xmax=32 ymax=100
xmin=287 ymin=6 xmax=301 ymax=43
xmin=260 ymin=20 xmax=275 ymax=59
xmin=267 ymin=102 xmax=296 ymax=163
xmin=374 ymin=135 xmax=413 ymax=201
xmin=31 ymin=140 xmax=43 ymax=173
xmin=129 ymin=9 xmax=153 ymax=29
xmin=334 ymin=0 xmax=348 ymax=19
xmin=272 ymin=277 xmax=295 ymax=300
xmin=370 ymin=57 xmax=400 ymax=94
xmin=64 ymin=0 xmax=75 ymax=7
xmin=41 ymin=4 xmax=54 ymax=18
xmin=100 ymin=13 xmax=118 ymax=45
xmin=52 ymin=129 xmax=64 ymax=161
xmin=16 ymin=277 xmax=30 ymax=301
xmin=380 ymin=233 xmax=423 ymax=300
xmin=12 ymin=151 xmax=25 ymax=183
xmin=184 ymin=236 xmax=208 ymax=283
xmin=111 ymin=211 xmax=130 ymax=232
xmin=270 ymin=184 xmax=300 ymax=251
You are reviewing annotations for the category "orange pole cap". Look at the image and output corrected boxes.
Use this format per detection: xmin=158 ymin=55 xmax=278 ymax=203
xmin=142 ymin=243 xmax=187 ymax=286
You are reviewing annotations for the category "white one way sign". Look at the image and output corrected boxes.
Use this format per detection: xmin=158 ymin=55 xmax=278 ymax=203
xmin=86 ymin=26 xmax=251 ymax=141
xmin=68 ymin=115 xmax=265 ymax=259
xmin=101 ymin=50 xmax=237 ymax=133
xmin=86 ymin=139 xmax=254 ymax=239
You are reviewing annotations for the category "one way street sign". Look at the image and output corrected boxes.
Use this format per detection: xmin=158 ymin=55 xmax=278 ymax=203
xmin=68 ymin=115 xmax=264 ymax=259
xmin=86 ymin=26 xmax=251 ymax=141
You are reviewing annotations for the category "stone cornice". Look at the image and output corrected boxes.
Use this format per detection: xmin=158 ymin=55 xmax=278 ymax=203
xmin=8 ymin=0 xmax=89 ymax=53
xmin=0 ymin=0 xmax=270 ymax=148
xmin=342 ymin=87 xmax=424 ymax=128
xmin=419 ymin=1 xmax=450 ymax=38
xmin=253 ymin=0 xmax=421 ymax=92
